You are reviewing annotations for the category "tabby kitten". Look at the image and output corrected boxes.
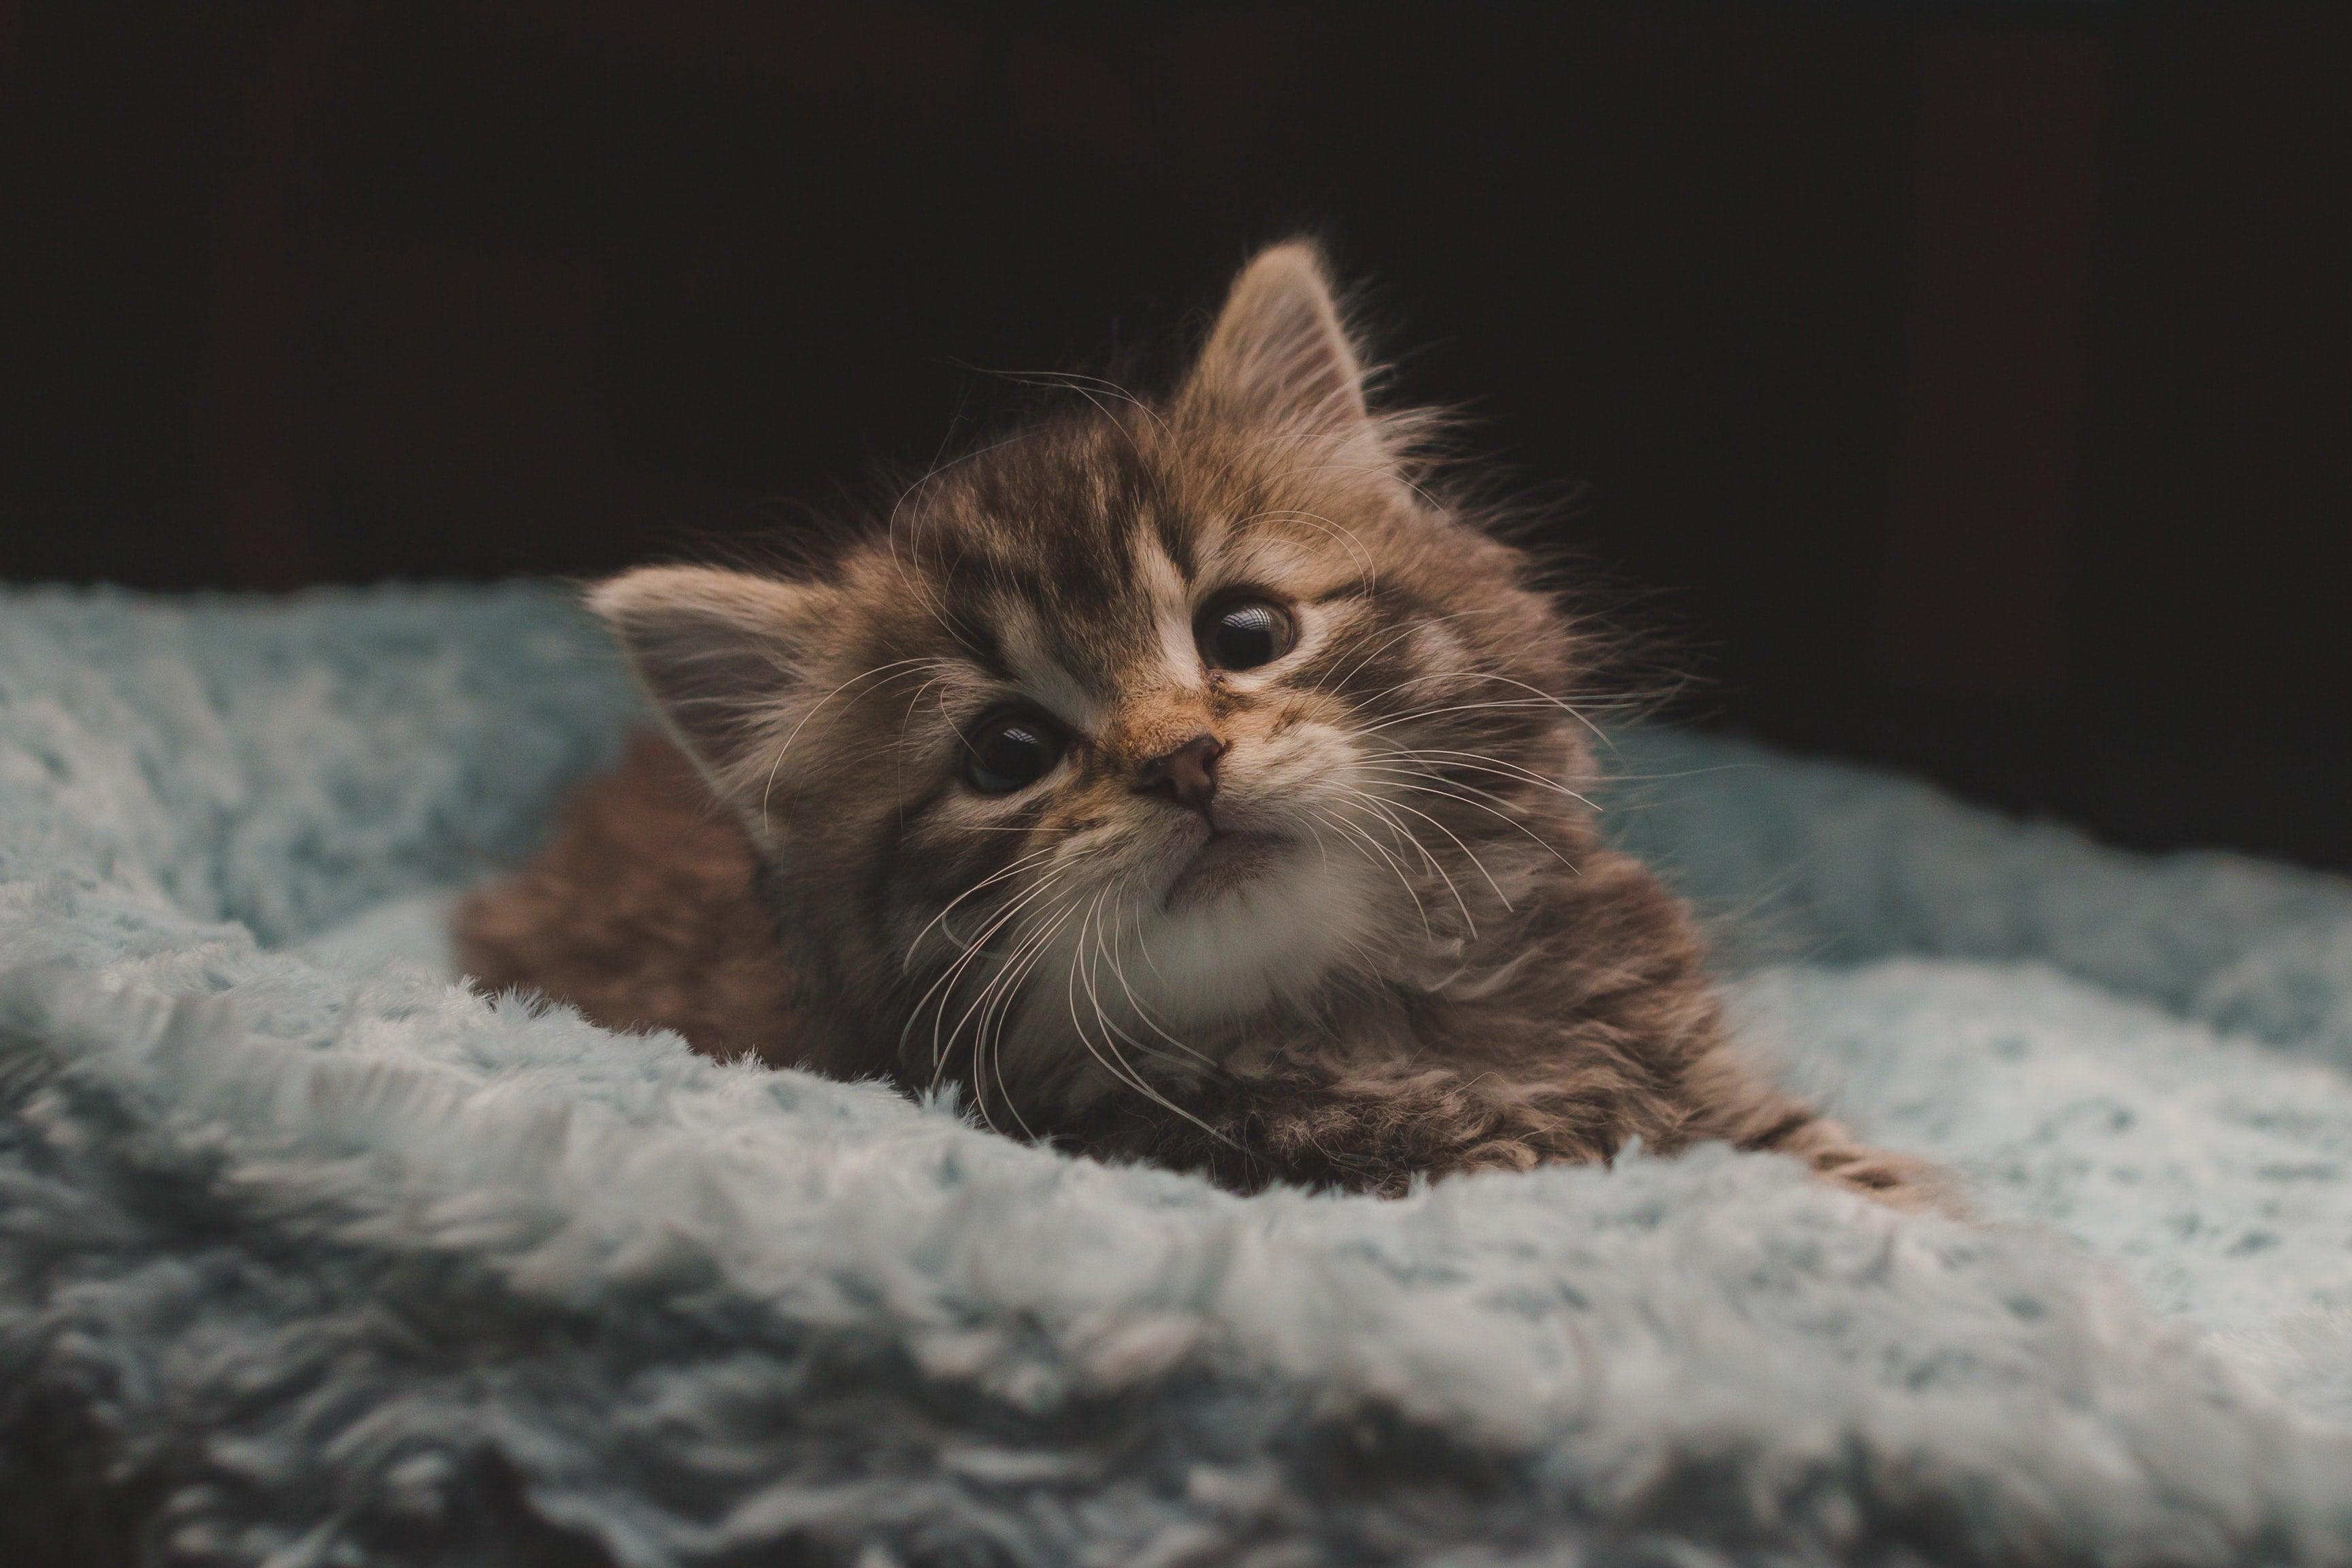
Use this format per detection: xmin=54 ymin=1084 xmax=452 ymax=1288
xmin=459 ymin=241 xmax=1934 ymax=1205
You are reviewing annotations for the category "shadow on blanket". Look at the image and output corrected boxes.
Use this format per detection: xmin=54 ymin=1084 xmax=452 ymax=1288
xmin=4 ymin=584 xmax=2351 ymax=1566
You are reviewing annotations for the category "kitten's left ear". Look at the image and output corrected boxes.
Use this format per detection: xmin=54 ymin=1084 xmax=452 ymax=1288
xmin=1182 ymin=239 xmax=1370 ymax=432
xmin=589 ymin=565 xmax=837 ymax=823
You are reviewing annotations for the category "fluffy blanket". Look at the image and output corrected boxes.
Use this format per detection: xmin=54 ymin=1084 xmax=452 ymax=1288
xmin=3 ymin=584 xmax=2350 ymax=1567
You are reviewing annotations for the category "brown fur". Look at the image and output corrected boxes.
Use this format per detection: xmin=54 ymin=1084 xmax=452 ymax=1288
xmin=459 ymin=735 xmax=799 ymax=1064
xmin=457 ymin=242 xmax=1943 ymax=1208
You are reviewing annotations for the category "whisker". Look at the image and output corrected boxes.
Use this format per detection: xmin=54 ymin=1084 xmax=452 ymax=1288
xmin=1070 ymin=885 xmax=1236 ymax=1148
xmin=910 ymin=865 xmax=1074 ymax=1083
xmin=1097 ymin=877 xmax=1217 ymax=1071
xmin=921 ymin=892 xmax=1042 ymax=1092
xmin=1447 ymin=668 xmax=1610 ymax=746
xmin=891 ymin=672 xmax=957 ymax=814
xmin=970 ymin=892 xmax=1082 ymax=1140
xmin=976 ymin=366 xmax=1173 ymax=438
xmin=944 ymin=876 xmax=1080 ymax=1115
xmin=1329 ymin=786 xmax=1483 ymax=933
xmin=1359 ymin=698 xmax=1567 ymax=735
xmin=1308 ymin=803 xmax=1433 ymax=941
xmin=901 ymin=844 xmax=1061 ymax=970
xmin=1351 ymin=768 xmax=1578 ymax=869
xmin=1310 ymin=612 xmax=1467 ymax=701
xmin=1061 ymin=890 xmax=1159 ymax=1106
xmin=925 ymin=886 xmax=1065 ymax=1075
xmin=1348 ymin=786 xmax=1514 ymax=908
xmin=1374 ymin=746 xmax=1597 ymax=807
xmin=758 ymin=658 xmax=953 ymax=824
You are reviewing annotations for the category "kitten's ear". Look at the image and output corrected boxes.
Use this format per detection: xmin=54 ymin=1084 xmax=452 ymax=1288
xmin=589 ymin=565 xmax=832 ymax=801
xmin=1182 ymin=240 xmax=1370 ymax=431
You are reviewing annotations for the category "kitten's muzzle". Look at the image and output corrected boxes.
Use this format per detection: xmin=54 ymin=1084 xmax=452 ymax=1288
xmin=1163 ymin=826 xmax=1287 ymax=910
xmin=1134 ymin=732 xmax=1224 ymax=813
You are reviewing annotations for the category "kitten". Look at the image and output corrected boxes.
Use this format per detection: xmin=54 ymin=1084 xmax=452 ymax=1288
xmin=459 ymin=241 xmax=1937 ymax=1206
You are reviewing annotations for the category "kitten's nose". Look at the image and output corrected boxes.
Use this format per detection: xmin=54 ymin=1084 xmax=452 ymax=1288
xmin=1136 ymin=732 xmax=1224 ymax=811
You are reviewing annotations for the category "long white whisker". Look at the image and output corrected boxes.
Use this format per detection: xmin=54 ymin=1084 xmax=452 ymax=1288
xmin=1309 ymin=803 xmax=1433 ymax=940
xmin=911 ymin=865 xmax=1074 ymax=1084
xmin=1359 ymin=698 xmax=1566 ymax=735
xmin=758 ymin=658 xmax=951 ymax=824
xmin=1070 ymin=885 xmax=1236 ymax=1148
xmin=971 ymin=893 xmax=1082 ymax=1140
xmin=1349 ymin=786 xmax=1513 ymax=909
xmin=1351 ymin=766 xmax=1580 ymax=867
xmin=1107 ymin=886 xmax=1217 ymax=1069
xmin=1331 ymin=786 xmax=1480 ymax=934
xmin=891 ymin=673 xmax=957 ymax=814
xmin=1449 ymin=668 xmax=1610 ymax=745
xmin=1375 ymin=746 xmax=1597 ymax=807
xmin=901 ymin=845 xmax=1061 ymax=970
xmin=1311 ymin=614 xmax=1452 ymax=701
xmin=935 ymin=865 xmax=1082 ymax=1071
xmin=1061 ymin=890 xmax=1157 ymax=1106
xmin=946 ymin=878 xmax=1080 ymax=1112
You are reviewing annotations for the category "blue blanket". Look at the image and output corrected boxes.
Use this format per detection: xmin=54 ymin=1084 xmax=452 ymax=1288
xmin=3 ymin=584 xmax=2349 ymax=1565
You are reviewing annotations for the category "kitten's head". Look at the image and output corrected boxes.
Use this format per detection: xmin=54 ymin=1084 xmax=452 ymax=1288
xmin=594 ymin=242 xmax=1596 ymax=1111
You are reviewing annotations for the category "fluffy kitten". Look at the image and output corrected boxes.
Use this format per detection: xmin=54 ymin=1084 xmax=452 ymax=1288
xmin=459 ymin=241 xmax=1936 ymax=1205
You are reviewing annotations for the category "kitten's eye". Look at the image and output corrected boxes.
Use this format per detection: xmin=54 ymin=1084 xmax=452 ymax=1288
xmin=1199 ymin=598 xmax=1295 ymax=671
xmin=963 ymin=710 xmax=1063 ymax=795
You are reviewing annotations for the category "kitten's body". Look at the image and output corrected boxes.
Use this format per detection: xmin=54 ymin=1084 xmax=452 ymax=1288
xmin=459 ymin=244 xmax=1936 ymax=1205
xmin=461 ymin=734 xmax=800 ymax=1063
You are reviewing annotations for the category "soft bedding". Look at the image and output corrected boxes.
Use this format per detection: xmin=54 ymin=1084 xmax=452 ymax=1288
xmin=2 ymin=583 xmax=2349 ymax=1566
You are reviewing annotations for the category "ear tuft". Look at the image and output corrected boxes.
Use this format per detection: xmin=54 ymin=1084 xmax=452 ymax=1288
xmin=590 ymin=565 xmax=830 ymax=799
xmin=1183 ymin=239 xmax=1370 ymax=431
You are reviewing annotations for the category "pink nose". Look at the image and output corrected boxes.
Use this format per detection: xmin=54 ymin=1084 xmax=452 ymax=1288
xmin=1136 ymin=733 xmax=1224 ymax=811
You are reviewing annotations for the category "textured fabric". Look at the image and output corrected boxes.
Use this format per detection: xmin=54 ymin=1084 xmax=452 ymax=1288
xmin=2 ymin=583 xmax=2349 ymax=1567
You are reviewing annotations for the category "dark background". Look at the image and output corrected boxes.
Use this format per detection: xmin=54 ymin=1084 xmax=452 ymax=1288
xmin=4 ymin=3 xmax=2348 ymax=867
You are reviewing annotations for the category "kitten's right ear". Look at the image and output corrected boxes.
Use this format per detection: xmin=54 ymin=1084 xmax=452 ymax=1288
xmin=589 ymin=565 xmax=831 ymax=800
xmin=1182 ymin=240 xmax=1370 ymax=433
